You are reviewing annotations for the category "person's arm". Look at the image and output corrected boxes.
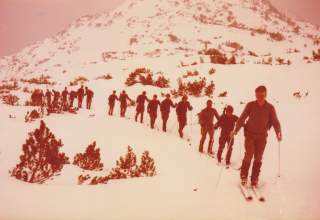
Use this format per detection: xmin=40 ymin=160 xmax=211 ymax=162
xmin=147 ymin=102 xmax=151 ymax=113
xmin=188 ymin=102 xmax=193 ymax=111
xmin=214 ymin=109 xmax=220 ymax=121
xmin=214 ymin=116 xmax=222 ymax=130
xmin=233 ymin=103 xmax=251 ymax=135
xmin=270 ymin=105 xmax=282 ymax=141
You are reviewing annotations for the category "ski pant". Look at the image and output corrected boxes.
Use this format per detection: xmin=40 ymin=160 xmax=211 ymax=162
xmin=217 ymin=135 xmax=234 ymax=163
xmin=199 ymin=126 xmax=214 ymax=153
xmin=161 ymin=112 xmax=169 ymax=132
xmin=149 ymin=112 xmax=157 ymax=129
xmin=78 ymin=96 xmax=83 ymax=108
xmin=177 ymin=115 xmax=187 ymax=138
xmin=135 ymin=106 xmax=145 ymax=123
xmin=86 ymin=98 xmax=92 ymax=110
xmin=240 ymin=135 xmax=267 ymax=182
xmin=108 ymin=103 xmax=115 ymax=115
xmin=120 ymin=104 xmax=127 ymax=117
xmin=70 ymin=97 xmax=75 ymax=108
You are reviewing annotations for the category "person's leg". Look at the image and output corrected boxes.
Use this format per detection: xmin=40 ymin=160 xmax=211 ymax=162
xmin=151 ymin=113 xmax=156 ymax=128
xmin=251 ymin=137 xmax=267 ymax=185
xmin=140 ymin=110 xmax=144 ymax=123
xmin=226 ymin=137 xmax=234 ymax=165
xmin=199 ymin=127 xmax=207 ymax=153
xmin=217 ymin=135 xmax=227 ymax=162
xmin=135 ymin=111 xmax=139 ymax=121
xmin=178 ymin=120 xmax=183 ymax=138
xmin=207 ymin=127 xmax=214 ymax=154
xmin=163 ymin=113 xmax=169 ymax=132
xmin=240 ymin=137 xmax=255 ymax=181
xmin=123 ymin=105 xmax=127 ymax=117
xmin=120 ymin=105 xmax=124 ymax=117
xmin=179 ymin=116 xmax=186 ymax=138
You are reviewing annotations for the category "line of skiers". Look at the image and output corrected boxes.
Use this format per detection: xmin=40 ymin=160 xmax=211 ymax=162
xmin=30 ymin=85 xmax=94 ymax=111
xmin=107 ymin=85 xmax=282 ymax=187
xmin=107 ymin=90 xmax=193 ymax=137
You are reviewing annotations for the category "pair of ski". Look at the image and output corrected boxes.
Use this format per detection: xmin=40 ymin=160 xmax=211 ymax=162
xmin=239 ymin=183 xmax=265 ymax=202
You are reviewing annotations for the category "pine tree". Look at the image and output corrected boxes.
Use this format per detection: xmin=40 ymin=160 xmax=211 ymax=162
xmin=73 ymin=141 xmax=103 ymax=171
xmin=10 ymin=120 xmax=69 ymax=183
xmin=108 ymin=146 xmax=139 ymax=179
xmin=138 ymin=151 xmax=156 ymax=177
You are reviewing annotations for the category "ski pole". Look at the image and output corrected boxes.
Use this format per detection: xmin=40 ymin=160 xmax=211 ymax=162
xmin=278 ymin=141 xmax=281 ymax=178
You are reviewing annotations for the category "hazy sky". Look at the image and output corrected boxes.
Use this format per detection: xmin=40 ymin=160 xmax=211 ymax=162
xmin=0 ymin=0 xmax=319 ymax=58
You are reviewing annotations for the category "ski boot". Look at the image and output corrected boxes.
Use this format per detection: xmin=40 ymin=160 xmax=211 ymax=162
xmin=241 ymin=176 xmax=248 ymax=186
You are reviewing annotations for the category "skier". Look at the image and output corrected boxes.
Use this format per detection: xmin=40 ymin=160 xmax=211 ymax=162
xmin=160 ymin=94 xmax=176 ymax=132
xmin=85 ymin=87 xmax=94 ymax=110
xmin=176 ymin=95 xmax=193 ymax=138
xmin=197 ymin=100 xmax=220 ymax=155
xmin=135 ymin=91 xmax=149 ymax=123
xmin=215 ymin=105 xmax=238 ymax=165
xmin=39 ymin=90 xmax=44 ymax=106
xmin=52 ymin=90 xmax=60 ymax=109
xmin=230 ymin=85 xmax=282 ymax=187
xmin=61 ymin=87 xmax=69 ymax=110
xmin=45 ymin=89 xmax=52 ymax=107
xmin=147 ymin=94 xmax=161 ymax=129
xmin=108 ymin=90 xmax=118 ymax=116
xmin=77 ymin=85 xmax=85 ymax=108
xmin=69 ymin=90 xmax=77 ymax=108
xmin=119 ymin=90 xmax=133 ymax=117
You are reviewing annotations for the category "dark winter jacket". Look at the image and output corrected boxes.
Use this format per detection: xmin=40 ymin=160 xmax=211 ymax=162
xmin=108 ymin=94 xmax=118 ymax=104
xmin=119 ymin=93 xmax=131 ymax=106
xmin=234 ymin=100 xmax=281 ymax=138
xmin=176 ymin=101 xmax=193 ymax=117
xmin=86 ymin=89 xmax=94 ymax=100
xmin=215 ymin=114 xmax=238 ymax=137
xmin=69 ymin=91 xmax=77 ymax=99
xmin=198 ymin=107 xmax=220 ymax=128
xmin=136 ymin=94 xmax=149 ymax=107
xmin=62 ymin=90 xmax=68 ymax=100
xmin=160 ymin=99 xmax=175 ymax=114
xmin=148 ymin=100 xmax=161 ymax=114
xmin=45 ymin=91 xmax=52 ymax=99
xmin=77 ymin=88 xmax=84 ymax=98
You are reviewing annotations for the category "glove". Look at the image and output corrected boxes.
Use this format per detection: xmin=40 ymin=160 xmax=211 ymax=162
xmin=277 ymin=132 xmax=282 ymax=142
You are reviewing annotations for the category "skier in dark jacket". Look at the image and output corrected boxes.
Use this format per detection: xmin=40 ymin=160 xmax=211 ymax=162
xmin=39 ymin=90 xmax=44 ymax=106
xmin=147 ymin=94 xmax=161 ymax=129
xmin=176 ymin=95 xmax=193 ymax=138
xmin=85 ymin=87 xmax=94 ymax=110
xmin=77 ymin=85 xmax=85 ymax=108
xmin=160 ymin=94 xmax=176 ymax=132
xmin=69 ymin=90 xmax=77 ymax=108
xmin=52 ymin=90 xmax=60 ymax=108
xmin=45 ymin=89 xmax=52 ymax=107
xmin=215 ymin=105 xmax=238 ymax=164
xmin=108 ymin=90 xmax=118 ymax=116
xmin=119 ymin=90 xmax=132 ymax=117
xmin=61 ymin=87 xmax=69 ymax=110
xmin=135 ymin=91 xmax=149 ymax=123
xmin=198 ymin=100 xmax=220 ymax=155
xmin=230 ymin=85 xmax=282 ymax=187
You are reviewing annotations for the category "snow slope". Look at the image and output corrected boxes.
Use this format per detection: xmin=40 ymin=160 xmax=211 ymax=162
xmin=1 ymin=63 xmax=320 ymax=220
xmin=1 ymin=0 xmax=320 ymax=219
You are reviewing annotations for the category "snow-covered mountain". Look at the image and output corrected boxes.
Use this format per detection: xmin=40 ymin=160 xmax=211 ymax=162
xmin=0 ymin=0 xmax=319 ymax=82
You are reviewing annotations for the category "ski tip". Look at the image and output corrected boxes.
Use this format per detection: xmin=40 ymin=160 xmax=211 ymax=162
xmin=259 ymin=197 xmax=266 ymax=202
